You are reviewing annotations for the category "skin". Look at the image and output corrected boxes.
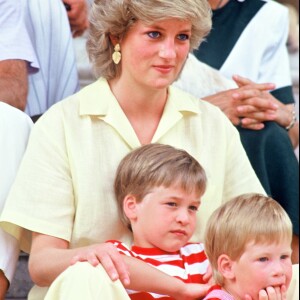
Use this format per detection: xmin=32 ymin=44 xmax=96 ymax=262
xmin=206 ymin=0 xmax=299 ymax=261
xmin=220 ymin=240 xmax=293 ymax=300
xmin=0 ymin=59 xmax=28 ymax=110
xmin=109 ymin=18 xmax=192 ymax=145
xmin=62 ymin=0 xmax=89 ymax=37
xmin=124 ymin=186 xmax=201 ymax=252
xmin=206 ymin=0 xmax=298 ymax=149
xmin=29 ymin=18 xmax=193 ymax=287
xmin=0 ymin=271 xmax=9 ymax=300
xmin=117 ymin=185 xmax=212 ymax=299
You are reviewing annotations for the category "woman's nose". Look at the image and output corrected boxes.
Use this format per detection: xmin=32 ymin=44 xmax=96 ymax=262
xmin=159 ymin=40 xmax=176 ymax=59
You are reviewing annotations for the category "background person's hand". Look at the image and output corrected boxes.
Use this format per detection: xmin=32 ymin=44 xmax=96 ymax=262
xmin=63 ymin=0 xmax=89 ymax=37
xmin=233 ymin=75 xmax=295 ymax=130
xmin=203 ymin=80 xmax=277 ymax=129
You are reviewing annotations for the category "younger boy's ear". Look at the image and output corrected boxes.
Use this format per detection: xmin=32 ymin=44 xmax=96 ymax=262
xmin=123 ymin=195 xmax=138 ymax=221
xmin=218 ymin=254 xmax=235 ymax=280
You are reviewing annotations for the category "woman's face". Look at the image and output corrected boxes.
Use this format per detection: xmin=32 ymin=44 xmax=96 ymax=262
xmin=119 ymin=18 xmax=192 ymax=90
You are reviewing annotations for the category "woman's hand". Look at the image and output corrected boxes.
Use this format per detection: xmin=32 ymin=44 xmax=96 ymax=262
xmin=63 ymin=0 xmax=89 ymax=37
xmin=245 ymin=286 xmax=287 ymax=300
xmin=70 ymin=243 xmax=130 ymax=285
xmin=29 ymin=233 xmax=130 ymax=287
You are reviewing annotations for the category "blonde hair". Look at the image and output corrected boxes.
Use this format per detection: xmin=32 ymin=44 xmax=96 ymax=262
xmin=205 ymin=194 xmax=293 ymax=285
xmin=114 ymin=144 xmax=207 ymax=229
xmin=87 ymin=0 xmax=212 ymax=79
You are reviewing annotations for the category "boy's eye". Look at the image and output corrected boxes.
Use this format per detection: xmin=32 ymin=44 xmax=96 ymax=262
xmin=189 ymin=206 xmax=199 ymax=212
xmin=148 ymin=31 xmax=161 ymax=39
xmin=166 ymin=202 xmax=177 ymax=207
xmin=281 ymin=255 xmax=290 ymax=260
xmin=258 ymin=257 xmax=268 ymax=262
xmin=177 ymin=34 xmax=190 ymax=41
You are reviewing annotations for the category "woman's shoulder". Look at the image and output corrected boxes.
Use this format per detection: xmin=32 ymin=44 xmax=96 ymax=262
xmin=35 ymin=79 xmax=107 ymax=124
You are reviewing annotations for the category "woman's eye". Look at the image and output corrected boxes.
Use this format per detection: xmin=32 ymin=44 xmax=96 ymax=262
xmin=148 ymin=31 xmax=161 ymax=39
xmin=177 ymin=34 xmax=189 ymax=41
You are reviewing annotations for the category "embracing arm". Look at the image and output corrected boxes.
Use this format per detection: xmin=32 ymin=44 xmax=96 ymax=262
xmin=0 ymin=60 xmax=28 ymax=111
xmin=29 ymin=233 xmax=130 ymax=287
xmin=72 ymin=244 xmax=212 ymax=300
xmin=30 ymin=233 xmax=211 ymax=299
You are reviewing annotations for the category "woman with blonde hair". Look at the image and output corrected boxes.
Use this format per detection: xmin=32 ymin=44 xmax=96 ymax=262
xmin=1 ymin=0 xmax=267 ymax=299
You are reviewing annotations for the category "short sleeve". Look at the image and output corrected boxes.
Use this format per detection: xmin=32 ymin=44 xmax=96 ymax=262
xmin=0 ymin=0 xmax=39 ymax=70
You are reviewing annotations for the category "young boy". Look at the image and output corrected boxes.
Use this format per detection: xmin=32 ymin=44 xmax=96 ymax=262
xmin=109 ymin=143 xmax=211 ymax=299
xmin=204 ymin=193 xmax=293 ymax=300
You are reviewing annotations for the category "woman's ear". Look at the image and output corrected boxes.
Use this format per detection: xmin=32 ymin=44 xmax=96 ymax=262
xmin=109 ymin=35 xmax=119 ymax=47
xmin=218 ymin=254 xmax=235 ymax=280
xmin=123 ymin=195 xmax=138 ymax=222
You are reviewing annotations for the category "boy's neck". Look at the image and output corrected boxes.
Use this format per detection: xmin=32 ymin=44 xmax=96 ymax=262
xmin=222 ymin=283 xmax=240 ymax=300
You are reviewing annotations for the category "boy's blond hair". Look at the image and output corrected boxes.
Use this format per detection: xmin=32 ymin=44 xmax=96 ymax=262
xmin=205 ymin=193 xmax=293 ymax=285
xmin=114 ymin=144 xmax=207 ymax=229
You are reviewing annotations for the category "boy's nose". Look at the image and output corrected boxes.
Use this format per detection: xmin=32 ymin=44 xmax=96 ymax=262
xmin=272 ymin=261 xmax=285 ymax=277
xmin=176 ymin=209 xmax=190 ymax=225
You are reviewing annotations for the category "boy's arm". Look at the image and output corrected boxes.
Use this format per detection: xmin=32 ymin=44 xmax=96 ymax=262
xmin=122 ymin=255 xmax=211 ymax=300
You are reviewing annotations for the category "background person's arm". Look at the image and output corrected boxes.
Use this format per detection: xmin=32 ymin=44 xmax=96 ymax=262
xmin=0 ymin=60 xmax=28 ymax=111
xmin=0 ymin=271 xmax=8 ymax=300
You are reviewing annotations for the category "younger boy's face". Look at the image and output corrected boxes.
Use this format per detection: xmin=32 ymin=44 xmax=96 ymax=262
xmin=131 ymin=185 xmax=201 ymax=252
xmin=230 ymin=240 xmax=293 ymax=300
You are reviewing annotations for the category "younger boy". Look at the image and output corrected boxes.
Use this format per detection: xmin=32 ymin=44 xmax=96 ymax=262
xmin=204 ymin=193 xmax=293 ymax=300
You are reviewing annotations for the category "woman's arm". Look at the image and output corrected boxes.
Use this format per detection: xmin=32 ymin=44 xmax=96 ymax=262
xmin=29 ymin=233 xmax=130 ymax=287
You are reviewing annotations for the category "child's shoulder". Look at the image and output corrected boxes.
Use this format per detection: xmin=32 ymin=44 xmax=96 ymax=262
xmin=181 ymin=242 xmax=205 ymax=254
xmin=203 ymin=285 xmax=234 ymax=300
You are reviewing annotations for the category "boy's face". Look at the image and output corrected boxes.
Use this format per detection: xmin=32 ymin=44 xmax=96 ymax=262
xmin=130 ymin=185 xmax=201 ymax=252
xmin=230 ymin=240 xmax=293 ymax=300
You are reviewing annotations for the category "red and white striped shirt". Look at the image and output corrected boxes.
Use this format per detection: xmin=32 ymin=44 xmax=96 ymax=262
xmin=107 ymin=240 xmax=209 ymax=300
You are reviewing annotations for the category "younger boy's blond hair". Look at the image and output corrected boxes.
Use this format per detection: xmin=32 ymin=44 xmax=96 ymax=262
xmin=114 ymin=144 xmax=207 ymax=229
xmin=205 ymin=193 xmax=293 ymax=285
